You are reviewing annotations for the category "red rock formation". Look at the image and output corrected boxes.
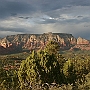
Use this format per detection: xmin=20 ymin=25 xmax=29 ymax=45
xmin=70 ymin=37 xmax=90 ymax=50
xmin=70 ymin=44 xmax=90 ymax=51
xmin=77 ymin=37 xmax=89 ymax=45
xmin=0 ymin=33 xmax=81 ymax=54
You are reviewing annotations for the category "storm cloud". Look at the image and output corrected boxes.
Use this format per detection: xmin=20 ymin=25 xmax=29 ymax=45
xmin=0 ymin=0 xmax=90 ymax=39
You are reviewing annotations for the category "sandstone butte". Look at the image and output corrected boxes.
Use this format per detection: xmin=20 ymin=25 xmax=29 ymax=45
xmin=0 ymin=32 xmax=90 ymax=54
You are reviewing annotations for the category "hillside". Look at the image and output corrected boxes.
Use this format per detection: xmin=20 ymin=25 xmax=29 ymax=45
xmin=0 ymin=32 xmax=90 ymax=54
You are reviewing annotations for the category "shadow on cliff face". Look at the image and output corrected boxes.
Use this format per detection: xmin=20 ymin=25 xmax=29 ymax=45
xmin=0 ymin=46 xmax=23 ymax=55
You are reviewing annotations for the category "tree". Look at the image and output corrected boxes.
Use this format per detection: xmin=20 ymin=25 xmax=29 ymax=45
xmin=44 ymin=41 xmax=60 ymax=55
xmin=18 ymin=41 xmax=63 ymax=89
xmin=0 ymin=66 xmax=19 ymax=90
xmin=63 ymin=59 xmax=77 ymax=84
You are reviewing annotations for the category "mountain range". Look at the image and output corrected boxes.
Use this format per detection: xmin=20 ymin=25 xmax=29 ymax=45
xmin=0 ymin=32 xmax=90 ymax=54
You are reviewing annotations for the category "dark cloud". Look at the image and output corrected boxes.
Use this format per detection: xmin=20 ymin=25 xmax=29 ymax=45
xmin=0 ymin=0 xmax=36 ymax=19
xmin=77 ymin=16 xmax=83 ymax=18
xmin=24 ymin=0 xmax=72 ymax=12
xmin=11 ymin=13 xmax=17 ymax=16
xmin=71 ymin=0 xmax=90 ymax=6
xmin=0 ymin=0 xmax=90 ymax=39
xmin=6 ymin=1 xmax=34 ymax=13
xmin=18 ymin=16 xmax=30 ymax=19
xmin=0 ymin=0 xmax=90 ymax=19
xmin=0 ymin=0 xmax=72 ymax=19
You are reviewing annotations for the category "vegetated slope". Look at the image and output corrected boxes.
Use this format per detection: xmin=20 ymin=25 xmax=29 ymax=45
xmin=0 ymin=32 xmax=90 ymax=54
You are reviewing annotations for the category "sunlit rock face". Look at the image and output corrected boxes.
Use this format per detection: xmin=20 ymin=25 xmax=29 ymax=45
xmin=1 ymin=32 xmax=90 ymax=54
xmin=70 ymin=37 xmax=90 ymax=51
xmin=69 ymin=37 xmax=90 ymax=51
xmin=77 ymin=37 xmax=89 ymax=45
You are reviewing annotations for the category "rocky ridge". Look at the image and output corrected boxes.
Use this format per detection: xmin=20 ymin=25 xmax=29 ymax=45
xmin=0 ymin=32 xmax=90 ymax=54
xmin=70 ymin=37 xmax=90 ymax=50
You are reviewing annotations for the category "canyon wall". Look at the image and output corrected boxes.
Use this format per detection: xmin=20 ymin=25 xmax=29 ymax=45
xmin=0 ymin=32 xmax=90 ymax=54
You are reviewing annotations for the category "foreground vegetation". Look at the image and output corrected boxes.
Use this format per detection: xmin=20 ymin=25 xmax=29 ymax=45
xmin=0 ymin=41 xmax=90 ymax=90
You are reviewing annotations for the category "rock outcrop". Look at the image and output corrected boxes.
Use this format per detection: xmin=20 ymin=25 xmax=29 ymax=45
xmin=77 ymin=37 xmax=89 ymax=45
xmin=70 ymin=37 xmax=90 ymax=51
xmin=0 ymin=32 xmax=77 ymax=54
xmin=0 ymin=32 xmax=90 ymax=54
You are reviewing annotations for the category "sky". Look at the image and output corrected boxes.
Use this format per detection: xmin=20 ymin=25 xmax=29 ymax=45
xmin=0 ymin=0 xmax=90 ymax=39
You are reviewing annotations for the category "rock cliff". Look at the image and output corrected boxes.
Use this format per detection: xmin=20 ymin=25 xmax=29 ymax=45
xmin=70 ymin=37 xmax=90 ymax=51
xmin=0 ymin=32 xmax=77 ymax=54
xmin=0 ymin=32 xmax=90 ymax=54
xmin=77 ymin=37 xmax=89 ymax=45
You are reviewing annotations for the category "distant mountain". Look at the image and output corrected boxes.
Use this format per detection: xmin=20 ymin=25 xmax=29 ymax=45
xmin=0 ymin=32 xmax=90 ymax=54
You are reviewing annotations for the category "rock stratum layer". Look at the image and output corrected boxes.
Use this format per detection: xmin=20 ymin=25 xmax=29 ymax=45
xmin=0 ymin=32 xmax=90 ymax=54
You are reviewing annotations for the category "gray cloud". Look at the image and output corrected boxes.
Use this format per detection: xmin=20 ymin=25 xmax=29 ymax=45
xmin=0 ymin=0 xmax=90 ymax=39
xmin=0 ymin=27 xmax=27 ymax=33
xmin=71 ymin=0 xmax=90 ymax=6
xmin=0 ymin=0 xmax=36 ymax=19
